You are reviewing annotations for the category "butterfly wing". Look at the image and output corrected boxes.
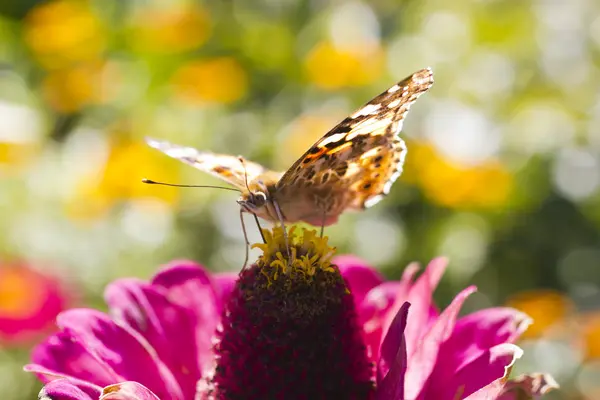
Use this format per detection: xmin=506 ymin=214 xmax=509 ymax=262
xmin=146 ymin=138 xmax=270 ymax=188
xmin=275 ymin=68 xmax=433 ymax=220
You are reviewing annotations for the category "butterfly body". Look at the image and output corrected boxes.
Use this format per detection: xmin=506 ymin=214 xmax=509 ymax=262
xmin=147 ymin=68 xmax=434 ymax=227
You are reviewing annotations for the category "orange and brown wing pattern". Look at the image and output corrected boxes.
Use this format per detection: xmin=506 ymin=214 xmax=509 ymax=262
xmin=277 ymin=68 xmax=434 ymax=211
xmin=146 ymin=138 xmax=269 ymax=189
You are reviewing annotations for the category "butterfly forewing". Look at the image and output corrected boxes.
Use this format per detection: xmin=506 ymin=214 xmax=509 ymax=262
xmin=274 ymin=68 xmax=433 ymax=219
xmin=146 ymin=138 xmax=270 ymax=189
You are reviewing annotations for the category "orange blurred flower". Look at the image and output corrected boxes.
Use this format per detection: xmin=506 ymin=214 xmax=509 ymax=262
xmin=42 ymin=61 xmax=117 ymax=113
xmin=128 ymin=4 xmax=211 ymax=54
xmin=24 ymin=0 xmax=106 ymax=69
xmin=171 ymin=57 xmax=248 ymax=104
xmin=304 ymin=41 xmax=385 ymax=90
xmin=581 ymin=312 xmax=600 ymax=360
xmin=67 ymin=138 xmax=179 ymax=220
xmin=506 ymin=289 xmax=574 ymax=339
xmin=0 ymin=262 xmax=68 ymax=345
xmin=404 ymin=142 xmax=513 ymax=209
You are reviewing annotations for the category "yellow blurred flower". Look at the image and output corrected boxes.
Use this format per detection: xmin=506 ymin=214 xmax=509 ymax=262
xmin=42 ymin=61 xmax=116 ymax=113
xmin=24 ymin=0 xmax=105 ymax=69
xmin=0 ymin=102 xmax=42 ymax=172
xmin=304 ymin=41 xmax=385 ymax=90
xmin=404 ymin=142 xmax=513 ymax=209
xmin=128 ymin=4 xmax=210 ymax=54
xmin=0 ymin=142 xmax=39 ymax=171
xmin=171 ymin=57 xmax=248 ymax=104
xmin=67 ymin=138 xmax=179 ymax=220
xmin=506 ymin=289 xmax=574 ymax=339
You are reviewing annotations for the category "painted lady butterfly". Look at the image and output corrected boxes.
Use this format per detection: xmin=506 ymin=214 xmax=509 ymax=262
xmin=147 ymin=68 xmax=433 ymax=229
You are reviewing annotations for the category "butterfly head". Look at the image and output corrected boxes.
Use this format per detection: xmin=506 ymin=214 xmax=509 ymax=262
xmin=237 ymin=190 xmax=268 ymax=213
xmin=236 ymin=177 xmax=273 ymax=215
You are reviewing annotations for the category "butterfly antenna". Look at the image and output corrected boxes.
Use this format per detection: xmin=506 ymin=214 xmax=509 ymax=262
xmin=320 ymin=209 xmax=326 ymax=238
xmin=238 ymin=156 xmax=252 ymax=193
xmin=142 ymin=178 xmax=242 ymax=193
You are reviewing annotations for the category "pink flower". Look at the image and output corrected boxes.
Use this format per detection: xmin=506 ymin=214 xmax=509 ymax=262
xmin=25 ymin=228 xmax=556 ymax=399
xmin=336 ymin=255 xmax=557 ymax=399
xmin=0 ymin=262 xmax=68 ymax=345
xmin=26 ymin=260 xmax=230 ymax=399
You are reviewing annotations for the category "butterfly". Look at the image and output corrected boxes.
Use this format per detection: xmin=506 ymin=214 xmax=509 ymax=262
xmin=146 ymin=68 xmax=433 ymax=231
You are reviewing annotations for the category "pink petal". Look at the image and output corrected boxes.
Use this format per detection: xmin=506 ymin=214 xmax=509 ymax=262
xmin=360 ymin=262 xmax=420 ymax=363
xmin=334 ymin=255 xmax=384 ymax=307
xmin=30 ymin=330 xmax=121 ymax=386
xmin=443 ymin=308 xmax=532 ymax=371
xmin=442 ymin=343 xmax=523 ymax=400
xmin=24 ymin=365 xmax=103 ymax=396
xmin=213 ymin=272 xmax=237 ymax=305
xmin=151 ymin=261 xmax=221 ymax=374
xmin=404 ymin=285 xmax=476 ymax=400
xmin=401 ymin=257 xmax=447 ymax=360
xmin=100 ymin=382 xmax=161 ymax=400
xmin=105 ymin=279 xmax=202 ymax=398
xmin=376 ymin=302 xmax=410 ymax=400
xmin=360 ymin=282 xmax=404 ymax=363
xmin=464 ymin=379 xmax=506 ymax=400
xmin=56 ymin=309 xmax=184 ymax=400
xmin=39 ymin=378 xmax=101 ymax=400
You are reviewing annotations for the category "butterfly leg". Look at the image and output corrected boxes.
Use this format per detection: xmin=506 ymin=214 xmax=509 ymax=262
xmin=253 ymin=213 xmax=267 ymax=243
xmin=239 ymin=209 xmax=250 ymax=271
xmin=320 ymin=209 xmax=326 ymax=238
xmin=272 ymin=200 xmax=292 ymax=263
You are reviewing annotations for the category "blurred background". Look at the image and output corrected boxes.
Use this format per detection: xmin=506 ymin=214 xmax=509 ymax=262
xmin=0 ymin=0 xmax=599 ymax=398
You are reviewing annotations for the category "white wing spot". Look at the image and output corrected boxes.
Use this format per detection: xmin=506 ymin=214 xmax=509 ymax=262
xmin=387 ymin=98 xmax=401 ymax=109
xmin=165 ymin=146 xmax=199 ymax=159
xmin=364 ymin=194 xmax=384 ymax=208
xmin=346 ymin=117 xmax=391 ymax=141
xmin=383 ymin=171 xmax=401 ymax=194
xmin=319 ymin=132 xmax=348 ymax=148
xmin=393 ymin=120 xmax=404 ymax=136
xmin=360 ymin=147 xmax=381 ymax=160
xmin=351 ymin=103 xmax=382 ymax=119
xmin=387 ymin=85 xmax=400 ymax=93
xmin=394 ymin=139 xmax=408 ymax=171
xmin=382 ymin=140 xmax=407 ymax=195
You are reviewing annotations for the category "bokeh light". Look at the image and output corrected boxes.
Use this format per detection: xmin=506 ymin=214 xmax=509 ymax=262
xmin=0 ymin=0 xmax=599 ymax=397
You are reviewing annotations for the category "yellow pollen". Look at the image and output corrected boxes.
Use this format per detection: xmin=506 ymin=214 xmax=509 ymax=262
xmin=251 ymin=226 xmax=337 ymax=287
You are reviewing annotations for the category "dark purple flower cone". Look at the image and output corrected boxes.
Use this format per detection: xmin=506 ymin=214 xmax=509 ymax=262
xmin=208 ymin=228 xmax=374 ymax=400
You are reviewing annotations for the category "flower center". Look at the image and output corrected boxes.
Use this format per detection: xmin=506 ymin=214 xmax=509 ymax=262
xmin=208 ymin=226 xmax=374 ymax=400
xmin=253 ymin=226 xmax=336 ymax=278
xmin=247 ymin=227 xmax=346 ymax=321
